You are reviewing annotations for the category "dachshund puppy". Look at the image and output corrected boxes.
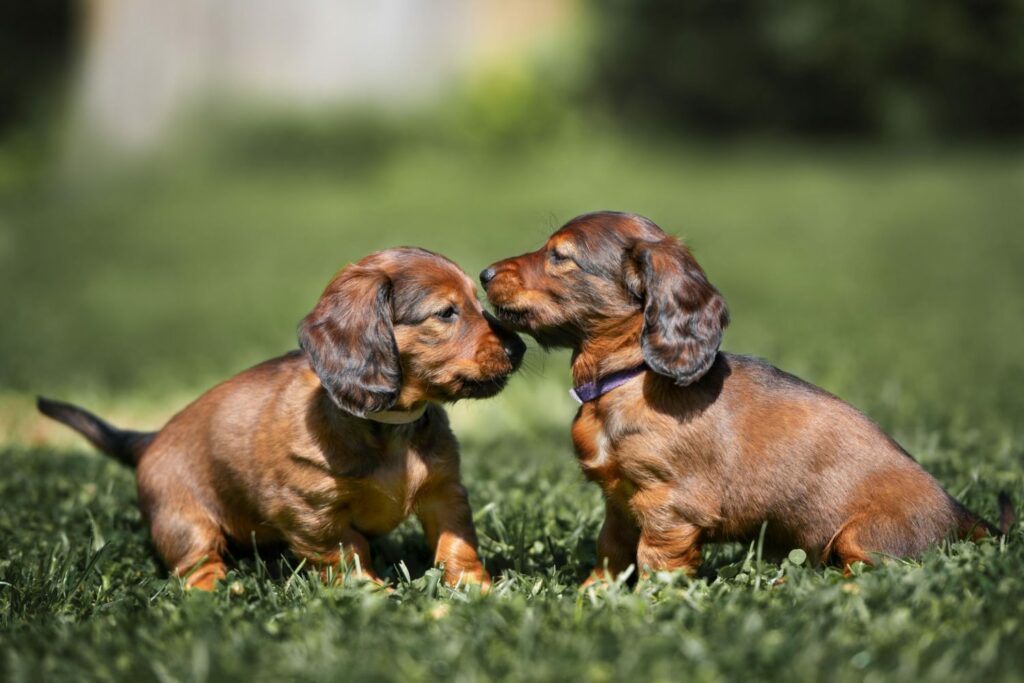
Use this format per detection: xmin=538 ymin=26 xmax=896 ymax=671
xmin=481 ymin=211 xmax=1012 ymax=580
xmin=39 ymin=247 xmax=525 ymax=590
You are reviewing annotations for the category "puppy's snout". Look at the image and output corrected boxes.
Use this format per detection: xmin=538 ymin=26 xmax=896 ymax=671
xmin=479 ymin=267 xmax=497 ymax=287
xmin=484 ymin=311 xmax=526 ymax=369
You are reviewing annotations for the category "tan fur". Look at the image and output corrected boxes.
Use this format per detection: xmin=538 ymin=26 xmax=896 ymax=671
xmin=45 ymin=249 xmax=524 ymax=590
xmin=483 ymin=211 xmax=1003 ymax=580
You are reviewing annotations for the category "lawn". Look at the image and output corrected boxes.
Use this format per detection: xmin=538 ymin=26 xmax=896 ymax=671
xmin=1 ymin=128 xmax=1023 ymax=681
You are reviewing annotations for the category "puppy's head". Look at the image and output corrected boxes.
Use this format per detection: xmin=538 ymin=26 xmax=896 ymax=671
xmin=481 ymin=211 xmax=728 ymax=386
xmin=300 ymin=248 xmax=525 ymax=417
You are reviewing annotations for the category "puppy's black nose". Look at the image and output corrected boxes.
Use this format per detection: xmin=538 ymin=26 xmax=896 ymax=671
xmin=479 ymin=267 xmax=497 ymax=287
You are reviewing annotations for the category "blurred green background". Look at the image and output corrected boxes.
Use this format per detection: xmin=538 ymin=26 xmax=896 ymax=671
xmin=2 ymin=0 xmax=1023 ymax=426
xmin=2 ymin=1 xmax=1024 ymax=681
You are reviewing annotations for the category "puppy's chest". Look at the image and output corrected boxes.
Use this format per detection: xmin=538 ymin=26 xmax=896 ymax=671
xmin=572 ymin=410 xmax=648 ymax=503
xmin=363 ymin=448 xmax=435 ymax=521
xmin=309 ymin=445 xmax=434 ymax=535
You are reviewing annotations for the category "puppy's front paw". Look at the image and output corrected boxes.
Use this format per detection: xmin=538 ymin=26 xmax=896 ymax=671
xmin=445 ymin=565 xmax=490 ymax=592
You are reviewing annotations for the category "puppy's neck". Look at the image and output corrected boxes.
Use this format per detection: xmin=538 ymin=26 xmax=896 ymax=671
xmin=571 ymin=315 xmax=645 ymax=386
xmin=317 ymin=390 xmax=428 ymax=430
xmin=365 ymin=403 xmax=428 ymax=424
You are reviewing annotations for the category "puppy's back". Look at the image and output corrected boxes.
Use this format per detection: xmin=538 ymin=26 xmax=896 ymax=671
xmin=721 ymin=353 xmax=969 ymax=555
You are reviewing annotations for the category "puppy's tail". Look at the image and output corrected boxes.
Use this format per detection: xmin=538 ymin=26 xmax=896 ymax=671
xmin=36 ymin=396 xmax=155 ymax=467
xmin=997 ymin=492 xmax=1016 ymax=536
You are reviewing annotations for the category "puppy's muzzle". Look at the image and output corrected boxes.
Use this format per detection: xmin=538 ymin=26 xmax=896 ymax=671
xmin=485 ymin=311 xmax=526 ymax=369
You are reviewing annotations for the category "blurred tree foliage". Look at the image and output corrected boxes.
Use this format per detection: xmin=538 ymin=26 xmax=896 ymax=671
xmin=590 ymin=0 xmax=1024 ymax=138
xmin=0 ymin=0 xmax=75 ymax=134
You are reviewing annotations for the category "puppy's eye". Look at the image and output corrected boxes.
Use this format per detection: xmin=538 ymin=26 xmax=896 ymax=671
xmin=435 ymin=306 xmax=458 ymax=321
xmin=549 ymin=249 xmax=570 ymax=264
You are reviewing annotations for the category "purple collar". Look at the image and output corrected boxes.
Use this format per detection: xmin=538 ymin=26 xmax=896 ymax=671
xmin=570 ymin=364 xmax=647 ymax=404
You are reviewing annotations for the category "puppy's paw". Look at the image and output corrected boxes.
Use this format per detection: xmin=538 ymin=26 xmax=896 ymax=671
xmin=445 ymin=566 xmax=490 ymax=593
xmin=580 ymin=569 xmax=613 ymax=591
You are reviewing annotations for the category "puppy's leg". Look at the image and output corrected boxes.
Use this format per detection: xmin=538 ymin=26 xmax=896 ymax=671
xmin=149 ymin=508 xmax=228 ymax=591
xmin=139 ymin=455 xmax=230 ymax=590
xmin=583 ymin=500 xmax=640 ymax=587
xmin=416 ymin=482 xmax=489 ymax=588
xmin=291 ymin=528 xmax=386 ymax=586
xmin=826 ymin=517 xmax=876 ymax=575
xmin=636 ymin=522 xmax=702 ymax=578
xmin=826 ymin=512 xmax=928 ymax=574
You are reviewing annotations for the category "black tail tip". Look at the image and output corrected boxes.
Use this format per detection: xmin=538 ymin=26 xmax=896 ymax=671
xmin=37 ymin=395 xmax=60 ymax=416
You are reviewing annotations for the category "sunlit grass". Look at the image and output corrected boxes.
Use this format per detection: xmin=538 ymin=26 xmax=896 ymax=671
xmin=2 ymin=127 xmax=1023 ymax=681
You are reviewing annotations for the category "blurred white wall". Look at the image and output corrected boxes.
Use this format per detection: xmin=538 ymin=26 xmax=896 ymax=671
xmin=76 ymin=0 xmax=575 ymax=148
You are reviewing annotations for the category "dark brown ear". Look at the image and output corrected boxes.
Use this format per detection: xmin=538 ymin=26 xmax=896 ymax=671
xmin=625 ymin=238 xmax=729 ymax=385
xmin=298 ymin=266 xmax=401 ymax=416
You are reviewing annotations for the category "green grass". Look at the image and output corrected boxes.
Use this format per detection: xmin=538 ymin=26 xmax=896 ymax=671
xmin=1 ymin=126 xmax=1023 ymax=681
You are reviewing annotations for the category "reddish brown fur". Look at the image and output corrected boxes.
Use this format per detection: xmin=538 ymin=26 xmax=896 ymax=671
xmin=482 ymin=211 xmax=1007 ymax=580
xmin=42 ymin=248 xmax=524 ymax=590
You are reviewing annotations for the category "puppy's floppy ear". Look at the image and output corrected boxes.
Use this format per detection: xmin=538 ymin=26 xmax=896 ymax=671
xmin=298 ymin=266 xmax=401 ymax=416
xmin=625 ymin=238 xmax=729 ymax=385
